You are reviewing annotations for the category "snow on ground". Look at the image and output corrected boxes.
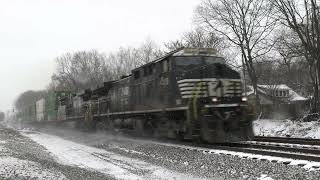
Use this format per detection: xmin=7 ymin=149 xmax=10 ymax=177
xmin=0 ymin=125 xmax=117 ymax=179
xmin=0 ymin=157 xmax=67 ymax=180
xmin=258 ymin=174 xmax=274 ymax=180
xmin=16 ymin=124 xmax=320 ymax=179
xmin=207 ymin=147 xmax=320 ymax=170
xmin=22 ymin=131 xmax=204 ymax=180
xmin=253 ymin=119 xmax=320 ymax=139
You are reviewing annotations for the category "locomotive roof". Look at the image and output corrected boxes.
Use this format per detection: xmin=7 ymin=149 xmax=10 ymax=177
xmin=132 ymin=47 xmax=219 ymax=71
xmin=172 ymin=48 xmax=218 ymax=57
xmin=131 ymin=47 xmax=183 ymax=71
xmin=111 ymin=75 xmax=131 ymax=83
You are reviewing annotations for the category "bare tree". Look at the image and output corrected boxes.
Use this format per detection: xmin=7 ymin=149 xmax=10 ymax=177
xmin=275 ymin=0 xmax=320 ymax=112
xmin=196 ymin=0 xmax=277 ymax=107
xmin=164 ymin=27 xmax=224 ymax=51
xmin=254 ymin=60 xmax=278 ymax=84
xmin=106 ymin=39 xmax=163 ymax=79
xmin=274 ymin=28 xmax=304 ymax=71
xmin=14 ymin=90 xmax=47 ymax=111
xmin=51 ymin=50 xmax=108 ymax=91
xmin=136 ymin=38 xmax=164 ymax=65
xmin=51 ymin=39 xmax=163 ymax=90
xmin=164 ymin=40 xmax=185 ymax=51
xmin=106 ymin=47 xmax=140 ymax=79
xmin=272 ymin=28 xmax=312 ymax=93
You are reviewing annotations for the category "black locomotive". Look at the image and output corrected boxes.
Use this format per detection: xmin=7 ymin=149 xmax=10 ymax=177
xmin=16 ymin=48 xmax=253 ymax=143
xmin=56 ymin=47 xmax=254 ymax=143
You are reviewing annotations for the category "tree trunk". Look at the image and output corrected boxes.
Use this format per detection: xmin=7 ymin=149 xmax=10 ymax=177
xmin=315 ymin=59 xmax=320 ymax=113
xmin=251 ymin=76 xmax=261 ymax=112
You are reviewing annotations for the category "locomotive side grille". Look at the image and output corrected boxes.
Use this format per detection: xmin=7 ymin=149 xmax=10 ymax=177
xmin=177 ymin=78 xmax=242 ymax=99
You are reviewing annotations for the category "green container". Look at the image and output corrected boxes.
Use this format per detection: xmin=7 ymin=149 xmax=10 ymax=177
xmin=46 ymin=91 xmax=72 ymax=121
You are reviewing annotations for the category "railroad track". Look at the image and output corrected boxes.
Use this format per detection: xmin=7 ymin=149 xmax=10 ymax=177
xmin=204 ymin=136 xmax=320 ymax=165
xmin=112 ymin=132 xmax=320 ymax=165
xmin=141 ymin=140 xmax=318 ymax=169
xmin=212 ymin=142 xmax=320 ymax=162
xmin=152 ymin=136 xmax=320 ymax=168
xmin=254 ymin=136 xmax=320 ymax=145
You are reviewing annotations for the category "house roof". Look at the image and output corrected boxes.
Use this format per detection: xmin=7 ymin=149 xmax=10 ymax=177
xmin=246 ymin=84 xmax=307 ymax=102
xmin=258 ymin=84 xmax=290 ymax=90
xmin=289 ymin=90 xmax=308 ymax=101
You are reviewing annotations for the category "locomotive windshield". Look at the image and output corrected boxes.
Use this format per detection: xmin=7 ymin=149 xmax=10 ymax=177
xmin=175 ymin=56 xmax=225 ymax=73
xmin=203 ymin=56 xmax=225 ymax=64
xmin=175 ymin=57 xmax=202 ymax=69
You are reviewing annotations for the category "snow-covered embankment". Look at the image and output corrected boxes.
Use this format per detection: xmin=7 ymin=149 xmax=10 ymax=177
xmin=254 ymin=119 xmax=320 ymax=139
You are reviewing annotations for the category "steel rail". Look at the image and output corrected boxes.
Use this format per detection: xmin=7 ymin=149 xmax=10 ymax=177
xmin=254 ymin=136 xmax=320 ymax=146
xmin=203 ymin=143 xmax=320 ymax=163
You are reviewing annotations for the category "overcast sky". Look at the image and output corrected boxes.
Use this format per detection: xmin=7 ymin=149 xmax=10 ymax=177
xmin=0 ymin=0 xmax=200 ymax=111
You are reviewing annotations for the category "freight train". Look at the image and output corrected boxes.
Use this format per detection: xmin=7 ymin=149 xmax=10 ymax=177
xmin=18 ymin=48 xmax=255 ymax=143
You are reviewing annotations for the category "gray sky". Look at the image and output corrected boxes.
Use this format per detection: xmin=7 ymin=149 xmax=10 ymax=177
xmin=0 ymin=0 xmax=200 ymax=111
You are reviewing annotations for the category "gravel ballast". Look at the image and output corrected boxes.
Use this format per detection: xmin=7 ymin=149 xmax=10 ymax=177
xmin=0 ymin=124 xmax=114 ymax=180
xmin=28 ymin=125 xmax=320 ymax=180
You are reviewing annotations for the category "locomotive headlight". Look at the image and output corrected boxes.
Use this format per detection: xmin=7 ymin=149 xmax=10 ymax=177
xmin=212 ymin=97 xmax=218 ymax=102
xmin=241 ymin=96 xmax=248 ymax=102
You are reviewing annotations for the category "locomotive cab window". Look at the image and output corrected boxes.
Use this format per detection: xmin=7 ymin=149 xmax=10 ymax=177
xmin=143 ymin=65 xmax=154 ymax=76
xmin=134 ymin=70 xmax=140 ymax=79
xmin=143 ymin=67 xmax=148 ymax=77
xmin=148 ymin=65 xmax=154 ymax=75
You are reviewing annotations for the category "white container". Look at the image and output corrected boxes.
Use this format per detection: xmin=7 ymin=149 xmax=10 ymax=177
xmin=36 ymin=98 xmax=45 ymax=122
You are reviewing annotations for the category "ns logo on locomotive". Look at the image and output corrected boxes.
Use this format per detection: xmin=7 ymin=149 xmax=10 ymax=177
xmin=20 ymin=48 xmax=255 ymax=143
